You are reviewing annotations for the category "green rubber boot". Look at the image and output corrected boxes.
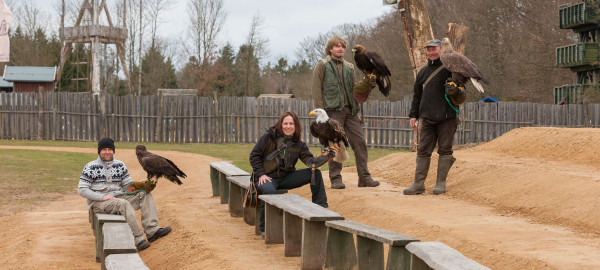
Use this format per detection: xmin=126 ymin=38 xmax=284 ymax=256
xmin=433 ymin=155 xmax=456 ymax=195
xmin=403 ymin=156 xmax=430 ymax=195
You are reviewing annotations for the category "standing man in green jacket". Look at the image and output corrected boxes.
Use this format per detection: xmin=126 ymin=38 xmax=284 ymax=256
xmin=311 ymin=35 xmax=379 ymax=189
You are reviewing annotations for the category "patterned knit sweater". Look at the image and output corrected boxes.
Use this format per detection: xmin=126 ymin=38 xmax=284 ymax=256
xmin=78 ymin=156 xmax=133 ymax=207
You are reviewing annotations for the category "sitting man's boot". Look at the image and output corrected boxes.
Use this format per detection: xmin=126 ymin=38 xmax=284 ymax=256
xmin=136 ymin=239 xmax=150 ymax=251
xmin=148 ymin=226 xmax=172 ymax=242
xmin=330 ymin=178 xmax=346 ymax=189
xmin=433 ymin=155 xmax=456 ymax=195
xmin=358 ymin=176 xmax=380 ymax=187
xmin=403 ymin=156 xmax=431 ymax=195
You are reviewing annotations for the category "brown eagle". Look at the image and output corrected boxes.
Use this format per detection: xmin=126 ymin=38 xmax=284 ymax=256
xmin=440 ymin=38 xmax=488 ymax=93
xmin=352 ymin=44 xmax=392 ymax=97
xmin=135 ymin=145 xmax=186 ymax=185
xmin=309 ymin=109 xmax=349 ymax=163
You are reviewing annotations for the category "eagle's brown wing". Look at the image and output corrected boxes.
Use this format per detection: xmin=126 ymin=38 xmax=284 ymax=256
xmin=140 ymin=154 xmax=185 ymax=185
xmin=441 ymin=50 xmax=488 ymax=84
xmin=365 ymin=51 xmax=391 ymax=77
xmin=328 ymin=119 xmax=348 ymax=147
xmin=360 ymin=50 xmax=392 ymax=97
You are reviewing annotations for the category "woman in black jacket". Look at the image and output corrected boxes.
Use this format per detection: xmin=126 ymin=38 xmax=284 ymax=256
xmin=249 ymin=111 xmax=337 ymax=237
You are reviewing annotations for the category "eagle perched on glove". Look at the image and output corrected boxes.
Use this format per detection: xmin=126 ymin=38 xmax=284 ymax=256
xmin=135 ymin=145 xmax=186 ymax=185
xmin=352 ymin=44 xmax=392 ymax=100
xmin=440 ymin=37 xmax=488 ymax=94
xmin=309 ymin=109 xmax=349 ymax=163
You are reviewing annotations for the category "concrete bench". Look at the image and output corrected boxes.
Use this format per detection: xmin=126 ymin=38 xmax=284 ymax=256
xmin=227 ymin=175 xmax=288 ymax=236
xmin=325 ymin=220 xmax=419 ymax=270
xmin=209 ymin=161 xmax=250 ymax=204
xmin=92 ymin=212 xmax=126 ymax=263
xmin=102 ymin=222 xmax=137 ymax=270
xmin=105 ymin=253 xmax=149 ymax=270
xmin=405 ymin=242 xmax=490 ymax=270
xmin=259 ymin=194 xmax=344 ymax=270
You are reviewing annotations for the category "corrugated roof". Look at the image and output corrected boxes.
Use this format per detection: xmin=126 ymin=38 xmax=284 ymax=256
xmin=0 ymin=76 xmax=13 ymax=87
xmin=3 ymin=66 xmax=56 ymax=82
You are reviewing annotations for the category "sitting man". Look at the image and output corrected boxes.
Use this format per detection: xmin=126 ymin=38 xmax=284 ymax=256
xmin=78 ymin=137 xmax=171 ymax=251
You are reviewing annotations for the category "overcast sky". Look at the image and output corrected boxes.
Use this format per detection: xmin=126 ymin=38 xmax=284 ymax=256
xmin=31 ymin=0 xmax=394 ymax=63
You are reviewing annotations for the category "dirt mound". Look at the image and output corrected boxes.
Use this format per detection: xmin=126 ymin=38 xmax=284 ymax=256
xmin=474 ymin=127 xmax=600 ymax=168
xmin=371 ymin=127 xmax=600 ymax=236
xmin=2 ymin=128 xmax=600 ymax=269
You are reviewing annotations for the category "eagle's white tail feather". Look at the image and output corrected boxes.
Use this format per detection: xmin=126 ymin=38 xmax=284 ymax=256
xmin=470 ymin=78 xmax=485 ymax=93
xmin=332 ymin=142 xmax=349 ymax=163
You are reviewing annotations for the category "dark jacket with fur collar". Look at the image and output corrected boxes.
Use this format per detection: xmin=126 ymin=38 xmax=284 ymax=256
xmin=249 ymin=128 xmax=315 ymax=179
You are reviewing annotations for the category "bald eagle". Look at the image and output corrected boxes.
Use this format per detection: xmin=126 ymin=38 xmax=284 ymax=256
xmin=352 ymin=44 xmax=392 ymax=97
xmin=309 ymin=109 xmax=349 ymax=163
xmin=135 ymin=145 xmax=186 ymax=185
xmin=440 ymin=38 xmax=488 ymax=93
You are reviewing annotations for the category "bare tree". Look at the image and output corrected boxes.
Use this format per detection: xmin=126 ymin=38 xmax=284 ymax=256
xmin=7 ymin=0 xmax=52 ymax=36
xmin=239 ymin=13 xmax=269 ymax=96
xmin=146 ymin=0 xmax=173 ymax=49
xmin=186 ymin=0 xmax=226 ymax=69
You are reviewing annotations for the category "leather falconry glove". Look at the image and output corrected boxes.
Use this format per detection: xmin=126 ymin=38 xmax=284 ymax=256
xmin=329 ymin=143 xmax=340 ymax=157
xmin=307 ymin=151 xmax=336 ymax=185
xmin=444 ymin=78 xmax=466 ymax=105
xmin=130 ymin=179 xmax=157 ymax=193
xmin=353 ymin=76 xmax=371 ymax=94
xmin=367 ymin=74 xmax=377 ymax=87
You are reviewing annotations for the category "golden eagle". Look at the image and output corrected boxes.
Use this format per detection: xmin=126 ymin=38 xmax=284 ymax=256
xmin=135 ymin=145 xmax=186 ymax=185
xmin=440 ymin=38 xmax=488 ymax=93
xmin=352 ymin=44 xmax=392 ymax=97
xmin=309 ymin=109 xmax=349 ymax=163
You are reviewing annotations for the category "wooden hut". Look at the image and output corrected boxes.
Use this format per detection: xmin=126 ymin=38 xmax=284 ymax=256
xmin=3 ymin=66 xmax=56 ymax=92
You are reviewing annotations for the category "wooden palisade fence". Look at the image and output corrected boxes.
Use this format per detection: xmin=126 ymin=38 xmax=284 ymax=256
xmin=1 ymin=92 xmax=599 ymax=147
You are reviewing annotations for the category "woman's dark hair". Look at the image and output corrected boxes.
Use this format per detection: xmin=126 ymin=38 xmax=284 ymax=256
xmin=272 ymin=111 xmax=302 ymax=141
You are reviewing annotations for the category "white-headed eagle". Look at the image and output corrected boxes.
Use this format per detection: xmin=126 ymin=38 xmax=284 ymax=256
xmin=135 ymin=145 xmax=186 ymax=185
xmin=309 ymin=109 xmax=349 ymax=163
xmin=440 ymin=38 xmax=488 ymax=93
xmin=352 ymin=44 xmax=392 ymax=97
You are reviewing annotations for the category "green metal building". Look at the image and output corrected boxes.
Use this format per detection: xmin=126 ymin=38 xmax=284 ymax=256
xmin=555 ymin=0 xmax=600 ymax=104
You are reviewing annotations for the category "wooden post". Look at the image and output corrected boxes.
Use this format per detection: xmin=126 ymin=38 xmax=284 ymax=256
xmin=445 ymin=23 xmax=470 ymax=55
xmin=398 ymin=0 xmax=435 ymax=78
xmin=399 ymin=0 xmax=434 ymax=152
xmin=155 ymin=91 xmax=163 ymax=142
xmin=37 ymin=87 xmax=44 ymax=140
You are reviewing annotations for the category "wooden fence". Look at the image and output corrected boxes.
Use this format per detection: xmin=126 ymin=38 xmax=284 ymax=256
xmin=1 ymin=92 xmax=599 ymax=148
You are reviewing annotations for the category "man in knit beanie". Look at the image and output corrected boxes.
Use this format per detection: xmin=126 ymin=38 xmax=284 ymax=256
xmin=78 ymin=137 xmax=171 ymax=252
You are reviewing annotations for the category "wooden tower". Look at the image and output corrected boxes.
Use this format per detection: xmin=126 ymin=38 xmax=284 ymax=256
xmin=58 ymin=0 xmax=131 ymax=94
xmin=555 ymin=0 xmax=600 ymax=104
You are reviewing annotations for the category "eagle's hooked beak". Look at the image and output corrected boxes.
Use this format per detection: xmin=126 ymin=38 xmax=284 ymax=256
xmin=351 ymin=48 xmax=356 ymax=52
xmin=309 ymin=110 xmax=316 ymax=116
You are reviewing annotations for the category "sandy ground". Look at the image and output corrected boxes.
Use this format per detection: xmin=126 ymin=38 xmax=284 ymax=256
xmin=1 ymin=127 xmax=600 ymax=269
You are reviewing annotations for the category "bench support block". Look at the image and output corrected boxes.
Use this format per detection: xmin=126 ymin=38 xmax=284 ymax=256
xmin=284 ymin=212 xmax=303 ymax=257
xmin=357 ymin=235 xmax=384 ymax=270
xmin=219 ymin=173 xmax=229 ymax=204
xmin=209 ymin=167 xmax=220 ymax=197
xmin=324 ymin=228 xmax=357 ymax=270
xmin=386 ymin=246 xmax=411 ymax=270
xmin=301 ymin=220 xmax=327 ymax=270
xmin=228 ymin=182 xmax=244 ymax=217
xmin=265 ymin=204 xmax=284 ymax=244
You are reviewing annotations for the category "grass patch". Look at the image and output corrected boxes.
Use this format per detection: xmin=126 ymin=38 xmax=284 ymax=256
xmin=0 ymin=140 xmax=405 ymax=173
xmin=0 ymin=140 xmax=404 ymax=215
xmin=0 ymin=149 xmax=97 ymax=215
